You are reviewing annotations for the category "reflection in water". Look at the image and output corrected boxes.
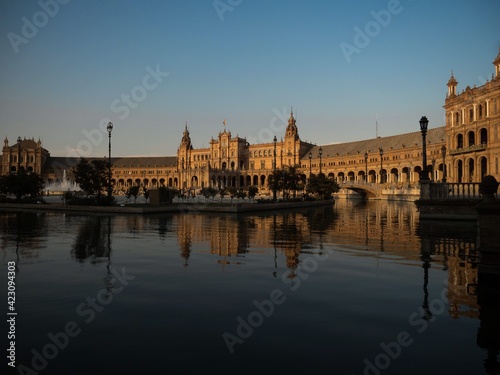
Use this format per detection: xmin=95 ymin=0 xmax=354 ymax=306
xmin=0 ymin=211 xmax=48 ymax=265
xmin=1 ymin=201 xmax=499 ymax=374
xmin=72 ymin=216 xmax=112 ymax=264
xmin=477 ymin=279 xmax=500 ymax=374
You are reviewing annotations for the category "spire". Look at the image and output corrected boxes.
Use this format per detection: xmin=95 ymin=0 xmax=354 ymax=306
xmin=181 ymin=123 xmax=191 ymax=147
xmin=493 ymin=46 xmax=500 ymax=78
xmin=285 ymin=107 xmax=299 ymax=140
xmin=447 ymin=70 xmax=458 ymax=97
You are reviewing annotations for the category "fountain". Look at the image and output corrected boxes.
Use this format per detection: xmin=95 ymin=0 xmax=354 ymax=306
xmin=45 ymin=170 xmax=80 ymax=193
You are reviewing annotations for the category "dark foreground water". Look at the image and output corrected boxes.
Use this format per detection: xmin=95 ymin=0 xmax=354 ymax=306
xmin=1 ymin=200 xmax=497 ymax=375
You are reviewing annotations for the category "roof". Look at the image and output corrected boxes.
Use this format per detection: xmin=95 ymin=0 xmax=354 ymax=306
xmin=303 ymin=126 xmax=446 ymax=159
xmin=112 ymin=156 xmax=177 ymax=168
xmin=43 ymin=156 xmax=178 ymax=173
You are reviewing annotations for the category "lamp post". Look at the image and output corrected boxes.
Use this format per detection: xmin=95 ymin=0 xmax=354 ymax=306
xmin=379 ymin=148 xmax=384 ymax=184
xmin=17 ymin=136 xmax=21 ymax=173
xmin=441 ymin=145 xmax=447 ymax=182
xmin=419 ymin=116 xmax=429 ymax=180
xmin=106 ymin=122 xmax=113 ymax=199
xmin=273 ymin=135 xmax=277 ymax=202
xmin=364 ymin=152 xmax=368 ymax=182
xmin=318 ymin=147 xmax=323 ymax=175
xmin=309 ymin=152 xmax=312 ymax=182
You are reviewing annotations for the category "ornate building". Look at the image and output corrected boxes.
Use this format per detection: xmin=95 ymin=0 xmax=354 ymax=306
xmin=2 ymin=48 xmax=499 ymax=193
xmin=1 ymin=136 xmax=49 ymax=176
xmin=443 ymin=47 xmax=500 ymax=182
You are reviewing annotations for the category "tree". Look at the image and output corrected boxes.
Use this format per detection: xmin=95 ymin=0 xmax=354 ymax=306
xmin=72 ymin=158 xmax=109 ymax=197
xmin=227 ymin=186 xmax=237 ymax=203
xmin=127 ymin=185 xmax=140 ymax=204
xmin=236 ymin=189 xmax=247 ymax=201
xmin=200 ymin=186 xmax=217 ymax=202
xmin=306 ymin=173 xmax=339 ymax=200
xmin=247 ymin=185 xmax=258 ymax=202
xmin=219 ymin=187 xmax=227 ymax=202
xmin=0 ymin=172 xmax=45 ymax=201
xmin=268 ymin=166 xmax=302 ymax=200
xmin=143 ymin=187 xmax=150 ymax=202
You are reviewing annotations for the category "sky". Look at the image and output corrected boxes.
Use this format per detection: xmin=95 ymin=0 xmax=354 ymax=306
xmin=1 ymin=0 xmax=499 ymax=158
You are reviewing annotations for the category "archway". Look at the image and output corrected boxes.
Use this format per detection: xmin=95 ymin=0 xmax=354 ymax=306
xmin=457 ymin=160 xmax=463 ymax=183
xmin=480 ymin=157 xmax=487 ymax=180
xmin=390 ymin=168 xmax=398 ymax=183
xmin=467 ymin=158 xmax=474 ymax=182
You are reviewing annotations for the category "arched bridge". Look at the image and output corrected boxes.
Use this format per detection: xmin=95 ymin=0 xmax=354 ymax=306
xmin=340 ymin=181 xmax=383 ymax=199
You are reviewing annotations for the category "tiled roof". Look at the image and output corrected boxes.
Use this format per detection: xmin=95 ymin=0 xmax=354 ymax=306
xmin=43 ymin=156 xmax=178 ymax=172
xmin=112 ymin=156 xmax=177 ymax=168
xmin=303 ymin=126 xmax=446 ymax=159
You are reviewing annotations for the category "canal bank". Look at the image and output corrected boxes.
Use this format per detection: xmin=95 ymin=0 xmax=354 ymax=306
xmin=0 ymin=199 xmax=335 ymax=214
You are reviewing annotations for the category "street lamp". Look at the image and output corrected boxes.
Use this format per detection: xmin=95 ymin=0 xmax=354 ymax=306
xmin=441 ymin=145 xmax=447 ymax=182
xmin=379 ymin=148 xmax=384 ymax=184
xmin=318 ymin=147 xmax=323 ymax=175
xmin=364 ymin=152 xmax=368 ymax=182
xmin=17 ymin=136 xmax=21 ymax=173
xmin=419 ymin=116 xmax=429 ymax=181
xmin=309 ymin=152 xmax=312 ymax=181
xmin=273 ymin=135 xmax=277 ymax=202
xmin=106 ymin=122 xmax=113 ymax=199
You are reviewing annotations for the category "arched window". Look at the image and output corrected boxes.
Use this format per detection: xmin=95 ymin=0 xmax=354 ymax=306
xmin=480 ymin=128 xmax=488 ymax=144
xmin=457 ymin=134 xmax=463 ymax=149
xmin=468 ymin=131 xmax=475 ymax=147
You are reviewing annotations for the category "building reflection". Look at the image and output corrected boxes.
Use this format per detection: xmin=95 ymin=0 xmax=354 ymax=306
xmin=72 ymin=216 xmax=112 ymax=264
xmin=417 ymin=220 xmax=479 ymax=319
xmin=3 ymin=201 xmax=500 ymax=371
xmin=477 ymin=276 xmax=500 ymax=374
xmin=0 ymin=211 xmax=48 ymax=267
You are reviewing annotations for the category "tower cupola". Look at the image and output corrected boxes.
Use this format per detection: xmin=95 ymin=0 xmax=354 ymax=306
xmin=447 ymin=71 xmax=458 ymax=97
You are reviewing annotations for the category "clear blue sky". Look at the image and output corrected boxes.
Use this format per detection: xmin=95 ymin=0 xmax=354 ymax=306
xmin=1 ymin=0 xmax=499 ymax=157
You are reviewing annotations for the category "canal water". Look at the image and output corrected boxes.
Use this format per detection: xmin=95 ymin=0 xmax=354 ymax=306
xmin=1 ymin=200 xmax=495 ymax=375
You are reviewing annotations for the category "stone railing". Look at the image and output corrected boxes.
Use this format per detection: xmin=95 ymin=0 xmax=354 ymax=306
xmin=449 ymin=143 xmax=487 ymax=155
xmin=428 ymin=182 xmax=499 ymax=199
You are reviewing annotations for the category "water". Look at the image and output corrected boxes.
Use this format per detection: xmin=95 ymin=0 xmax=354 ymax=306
xmin=0 ymin=200 xmax=495 ymax=375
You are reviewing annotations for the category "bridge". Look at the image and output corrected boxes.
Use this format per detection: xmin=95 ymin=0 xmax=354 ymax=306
xmin=338 ymin=180 xmax=492 ymax=201
xmin=339 ymin=181 xmax=383 ymax=199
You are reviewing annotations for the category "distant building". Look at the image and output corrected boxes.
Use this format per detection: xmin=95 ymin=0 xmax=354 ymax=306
xmin=443 ymin=47 xmax=500 ymax=182
xmin=2 ymin=48 xmax=499 ymax=193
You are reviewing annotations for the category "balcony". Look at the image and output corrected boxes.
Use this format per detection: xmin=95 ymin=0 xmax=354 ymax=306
xmin=449 ymin=143 xmax=487 ymax=155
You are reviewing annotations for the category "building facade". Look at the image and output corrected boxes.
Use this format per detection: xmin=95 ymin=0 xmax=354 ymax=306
xmin=443 ymin=47 xmax=500 ymax=182
xmin=2 ymin=48 xmax=499 ymax=193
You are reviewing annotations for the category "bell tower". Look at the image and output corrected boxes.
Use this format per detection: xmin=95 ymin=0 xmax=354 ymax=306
xmin=178 ymin=123 xmax=192 ymax=174
xmin=283 ymin=109 xmax=300 ymax=166
xmin=493 ymin=46 xmax=500 ymax=79
xmin=447 ymin=71 xmax=458 ymax=97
